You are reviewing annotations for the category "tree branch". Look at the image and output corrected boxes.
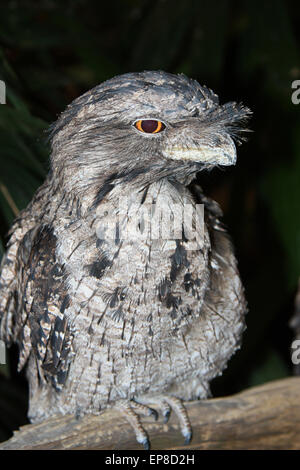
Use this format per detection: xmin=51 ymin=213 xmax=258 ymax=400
xmin=1 ymin=377 xmax=300 ymax=450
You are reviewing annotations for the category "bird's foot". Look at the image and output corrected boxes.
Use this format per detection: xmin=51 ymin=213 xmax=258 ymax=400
xmin=116 ymin=399 xmax=158 ymax=450
xmin=146 ymin=396 xmax=192 ymax=445
xmin=117 ymin=396 xmax=192 ymax=449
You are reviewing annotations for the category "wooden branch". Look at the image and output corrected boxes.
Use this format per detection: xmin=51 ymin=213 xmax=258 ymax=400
xmin=1 ymin=377 xmax=300 ymax=450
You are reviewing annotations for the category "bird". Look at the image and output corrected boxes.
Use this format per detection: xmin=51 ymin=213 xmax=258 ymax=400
xmin=0 ymin=71 xmax=250 ymax=449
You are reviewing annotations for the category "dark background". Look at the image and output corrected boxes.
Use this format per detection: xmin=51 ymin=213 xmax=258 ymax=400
xmin=0 ymin=0 xmax=299 ymax=443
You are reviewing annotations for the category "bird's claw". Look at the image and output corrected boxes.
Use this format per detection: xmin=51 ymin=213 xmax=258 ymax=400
xmin=117 ymin=396 xmax=192 ymax=450
xmin=153 ymin=396 xmax=192 ymax=445
xmin=142 ymin=437 xmax=150 ymax=450
xmin=163 ymin=409 xmax=170 ymax=423
xmin=183 ymin=430 xmax=193 ymax=445
xmin=117 ymin=399 xmax=155 ymax=450
xmin=149 ymin=407 xmax=159 ymax=421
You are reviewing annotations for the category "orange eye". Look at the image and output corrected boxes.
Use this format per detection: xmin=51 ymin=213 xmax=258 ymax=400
xmin=134 ymin=119 xmax=165 ymax=134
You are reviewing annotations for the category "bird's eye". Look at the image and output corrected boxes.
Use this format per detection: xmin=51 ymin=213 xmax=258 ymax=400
xmin=134 ymin=120 xmax=166 ymax=134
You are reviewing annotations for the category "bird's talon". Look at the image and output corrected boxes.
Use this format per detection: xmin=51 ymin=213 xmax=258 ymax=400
xmin=163 ymin=409 xmax=170 ymax=423
xmin=149 ymin=408 xmax=159 ymax=421
xmin=142 ymin=438 xmax=150 ymax=450
xmin=184 ymin=431 xmax=192 ymax=445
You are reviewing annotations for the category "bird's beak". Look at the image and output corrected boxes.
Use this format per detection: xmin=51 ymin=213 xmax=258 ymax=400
xmin=162 ymin=135 xmax=237 ymax=166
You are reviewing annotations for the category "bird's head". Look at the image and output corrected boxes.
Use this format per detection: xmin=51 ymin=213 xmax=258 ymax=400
xmin=49 ymin=71 xmax=251 ymax=200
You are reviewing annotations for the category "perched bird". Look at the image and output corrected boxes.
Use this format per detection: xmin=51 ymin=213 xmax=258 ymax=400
xmin=0 ymin=71 xmax=250 ymax=448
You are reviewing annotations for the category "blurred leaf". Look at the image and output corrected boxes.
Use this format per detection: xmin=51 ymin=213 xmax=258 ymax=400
xmin=237 ymin=0 xmax=299 ymax=107
xmin=248 ymin=349 xmax=289 ymax=387
xmin=179 ymin=0 xmax=229 ymax=83
xmin=262 ymin=122 xmax=300 ymax=289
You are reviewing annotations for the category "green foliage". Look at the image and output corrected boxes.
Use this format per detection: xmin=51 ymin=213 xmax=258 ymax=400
xmin=263 ymin=124 xmax=300 ymax=289
xmin=248 ymin=348 xmax=289 ymax=387
xmin=0 ymin=48 xmax=48 ymax=230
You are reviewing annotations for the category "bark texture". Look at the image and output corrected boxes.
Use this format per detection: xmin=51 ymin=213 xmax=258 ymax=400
xmin=1 ymin=377 xmax=299 ymax=450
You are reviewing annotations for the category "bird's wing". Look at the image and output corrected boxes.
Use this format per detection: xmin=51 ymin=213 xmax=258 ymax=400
xmin=0 ymin=218 xmax=73 ymax=390
xmin=0 ymin=181 xmax=49 ymax=344
xmin=0 ymin=210 xmax=35 ymax=345
xmin=190 ymin=180 xmax=247 ymax=323
xmin=189 ymin=182 xmax=225 ymax=231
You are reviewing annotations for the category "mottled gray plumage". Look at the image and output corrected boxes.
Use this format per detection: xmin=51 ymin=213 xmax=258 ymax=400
xmin=0 ymin=71 xmax=250 ymax=447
